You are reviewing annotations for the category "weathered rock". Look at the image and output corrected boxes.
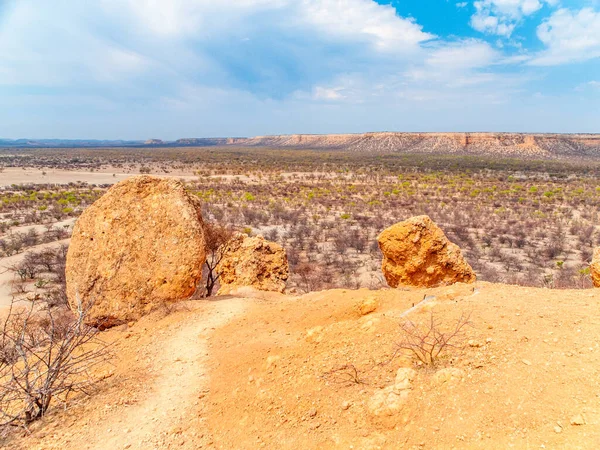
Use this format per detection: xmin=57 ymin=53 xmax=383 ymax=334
xmin=377 ymin=215 xmax=476 ymax=288
xmin=591 ymin=248 xmax=600 ymax=288
xmin=570 ymin=414 xmax=585 ymax=426
xmin=368 ymin=368 xmax=417 ymax=416
xmin=66 ymin=176 xmax=206 ymax=327
xmin=217 ymin=234 xmax=288 ymax=295
xmin=355 ymin=296 xmax=378 ymax=316
xmin=433 ymin=368 xmax=464 ymax=385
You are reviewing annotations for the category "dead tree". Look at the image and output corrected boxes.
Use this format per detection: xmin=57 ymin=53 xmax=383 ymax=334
xmin=202 ymin=222 xmax=235 ymax=297
xmin=0 ymin=295 xmax=111 ymax=429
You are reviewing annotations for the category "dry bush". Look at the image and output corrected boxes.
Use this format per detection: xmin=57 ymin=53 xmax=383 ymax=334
xmin=202 ymin=222 xmax=236 ymax=297
xmin=395 ymin=311 xmax=472 ymax=368
xmin=0 ymin=297 xmax=111 ymax=430
xmin=322 ymin=364 xmax=368 ymax=387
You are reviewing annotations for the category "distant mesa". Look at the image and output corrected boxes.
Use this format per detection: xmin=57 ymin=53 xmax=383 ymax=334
xmin=144 ymin=139 xmax=165 ymax=145
xmin=234 ymin=132 xmax=600 ymax=159
xmin=3 ymin=132 xmax=600 ymax=159
xmin=65 ymin=176 xmax=206 ymax=328
xmin=378 ymin=215 xmax=476 ymax=288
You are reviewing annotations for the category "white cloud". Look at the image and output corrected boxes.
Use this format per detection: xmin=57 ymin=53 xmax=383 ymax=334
xmin=0 ymin=0 xmax=436 ymax=99
xmin=312 ymin=86 xmax=346 ymax=100
xmin=118 ymin=0 xmax=433 ymax=51
xmin=470 ymin=0 xmax=555 ymax=36
xmin=575 ymin=80 xmax=600 ymax=91
xmin=299 ymin=0 xmax=434 ymax=51
xmin=425 ymin=39 xmax=498 ymax=70
xmin=0 ymin=1 xmax=151 ymax=87
xmin=531 ymin=8 xmax=600 ymax=65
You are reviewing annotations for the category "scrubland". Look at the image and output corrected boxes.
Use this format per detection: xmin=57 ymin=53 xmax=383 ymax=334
xmin=2 ymin=147 xmax=600 ymax=301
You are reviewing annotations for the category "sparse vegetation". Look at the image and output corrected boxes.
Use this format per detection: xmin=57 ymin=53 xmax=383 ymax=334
xmin=0 ymin=297 xmax=111 ymax=429
xmin=3 ymin=147 xmax=600 ymax=295
xmin=201 ymin=222 xmax=235 ymax=297
xmin=395 ymin=311 xmax=472 ymax=368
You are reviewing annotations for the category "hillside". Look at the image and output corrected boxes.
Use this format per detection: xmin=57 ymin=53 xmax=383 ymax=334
xmin=6 ymin=283 xmax=600 ymax=449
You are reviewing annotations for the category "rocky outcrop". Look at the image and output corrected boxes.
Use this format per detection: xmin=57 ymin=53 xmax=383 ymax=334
xmin=217 ymin=234 xmax=288 ymax=295
xmin=378 ymin=215 xmax=476 ymax=288
xmin=66 ymin=176 xmax=206 ymax=327
xmin=591 ymin=248 xmax=600 ymax=288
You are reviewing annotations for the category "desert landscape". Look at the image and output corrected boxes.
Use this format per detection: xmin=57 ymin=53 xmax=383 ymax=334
xmin=1 ymin=143 xmax=600 ymax=449
xmin=3 ymin=0 xmax=600 ymax=447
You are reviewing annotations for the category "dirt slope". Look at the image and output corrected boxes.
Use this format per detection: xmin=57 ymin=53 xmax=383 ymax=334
xmin=4 ymin=298 xmax=246 ymax=450
xmin=5 ymin=283 xmax=600 ymax=449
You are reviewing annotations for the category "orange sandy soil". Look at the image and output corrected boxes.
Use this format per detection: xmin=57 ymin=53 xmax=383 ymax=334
xmin=3 ymin=283 xmax=600 ymax=449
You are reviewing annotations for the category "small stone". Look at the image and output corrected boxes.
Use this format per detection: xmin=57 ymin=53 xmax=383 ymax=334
xmin=341 ymin=401 xmax=351 ymax=410
xmin=522 ymin=359 xmax=532 ymax=366
xmin=307 ymin=408 xmax=318 ymax=418
xmin=356 ymin=297 xmax=378 ymax=316
xmin=554 ymin=426 xmax=562 ymax=433
xmin=570 ymin=415 xmax=585 ymax=426
xmin=433 ymin=368 xmax=464 ymax=385
xmin=468 ymin=340 xmax=482 ymax=348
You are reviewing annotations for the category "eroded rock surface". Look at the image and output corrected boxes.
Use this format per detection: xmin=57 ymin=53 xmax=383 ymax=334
xmin=592 ymin=248 xmax=600 ymax=288
xmin=378 ymin=215 xmax=476 ymax=288
xmin=217 ymin=234 xmax=288 ymax=295
xmin=66 ymin=176 xmax=206 ymax=327
xmin=368 ymin=368 xmax=417 ymax=416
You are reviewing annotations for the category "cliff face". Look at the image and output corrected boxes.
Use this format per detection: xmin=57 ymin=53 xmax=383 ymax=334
xmin=231 ymin=132 xmax=600 ymax=158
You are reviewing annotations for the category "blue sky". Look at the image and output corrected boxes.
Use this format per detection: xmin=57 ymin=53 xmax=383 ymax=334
xmin=0 ymin=0 xmax=599 ymax=139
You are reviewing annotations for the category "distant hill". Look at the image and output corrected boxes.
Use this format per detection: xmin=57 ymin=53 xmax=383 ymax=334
xmin=3 ymin=133 xmax=600 ymax=159
xmin=0 ymin=138 xmax=145 ymax=148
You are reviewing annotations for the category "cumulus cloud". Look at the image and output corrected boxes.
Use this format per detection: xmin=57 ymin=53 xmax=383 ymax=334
xmin=115 ymin=0 xmax=433 ymax=50
xmin=470 ymin=0 xmax=557 ymax=36
xmin=426 ymin=39 xmax=498 ymax=70
xmin=0 ymin=0 xmax=438 ymax=99
xmin=530 ymin=8 xmax=600 ymax=65
xmin=1 ymin=0 xmax=578 ymax=138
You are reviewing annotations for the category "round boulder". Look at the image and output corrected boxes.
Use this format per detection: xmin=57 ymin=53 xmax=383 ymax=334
xmin=66 ymin=176 xmax=206 ymax=327
xmin=378 ymin=215 xmax=476 ymax=288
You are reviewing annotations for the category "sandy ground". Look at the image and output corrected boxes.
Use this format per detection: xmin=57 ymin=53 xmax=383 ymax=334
xmin=3 ymin=218 xmax=75 ymax=236
xmin=4 ymin=283 xmax=600 ymax=449
xmin=0 ymin=239 xmax=70 ymax=309
xmin=0 ymin=168 xmax=198 ymax=188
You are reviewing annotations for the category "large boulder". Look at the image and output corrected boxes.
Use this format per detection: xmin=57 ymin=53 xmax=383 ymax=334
xmin=217 ymin=234 xmax=288 ymax=295
xmin=66 ymin=176 xmax=206 ymax=327
xmin=591 ymin=248 xmax=600 ymax=288
xmin=378 ymin=215 xmax=476 ymax=288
